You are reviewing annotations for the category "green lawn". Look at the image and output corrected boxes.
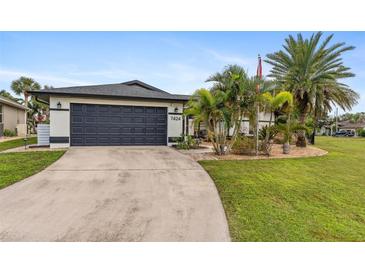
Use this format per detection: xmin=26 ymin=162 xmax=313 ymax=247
xmin=200 ymin=137 xmax=365 ymax=241
xmin=0 ymin=151 xmax=65 ymax=189
xmin=0 ymin=137 xmax=37 ymax=152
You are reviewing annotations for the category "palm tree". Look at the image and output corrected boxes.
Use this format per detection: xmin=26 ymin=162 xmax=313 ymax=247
xmin=11 ymin=77 xmax=41 ymax=134
xmin=276 ymin=119 xmax=307 ymax=154
xmin=205 ymin=65 xmax=251 ymax=152
xmin=261 ymin=90 xmax=293 ymax=155
xmin=185 ymin=88 xmax=227 ymax=154
xmin=265 ymin=32 xmax=359 ymax=147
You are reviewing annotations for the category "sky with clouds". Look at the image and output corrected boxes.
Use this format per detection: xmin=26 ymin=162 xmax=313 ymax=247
xmin=0 ymin=31 xmax=364 ymax=113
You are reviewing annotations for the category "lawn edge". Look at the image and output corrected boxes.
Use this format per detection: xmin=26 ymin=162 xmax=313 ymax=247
xmin=0 ymin=150 xmax=66 ymax=190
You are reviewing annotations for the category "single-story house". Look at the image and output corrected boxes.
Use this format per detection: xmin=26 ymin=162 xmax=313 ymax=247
xmin=30 ymin=80 xmax=191 ymax=148
xmin=30 ymin=80 xmax=273 ymax=148
xmin=338 ymin=120 xmax=365 ymax=135
xmin=0 ymin=95 xmax=27 ymax=137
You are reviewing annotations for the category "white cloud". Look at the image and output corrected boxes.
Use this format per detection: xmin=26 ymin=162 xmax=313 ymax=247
xmin=0 ymin=68 xmax=94 ymax=87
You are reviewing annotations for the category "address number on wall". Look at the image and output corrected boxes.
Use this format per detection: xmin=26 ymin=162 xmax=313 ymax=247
xmin=170 ymin=115 xmax=181 ymax=121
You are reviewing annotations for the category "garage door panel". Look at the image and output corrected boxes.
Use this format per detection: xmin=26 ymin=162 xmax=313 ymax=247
xmin=70 ymin=103 xmax=167 ymax=146
xmin=110 ymin=116 xmax=121 ymax=123
xmin=156 ymin=127 xmax=167 ymax=134
xmin=122 ymin=106 xmax=133 ymax=113
xmin=71 ymin=126 xmax=83 ymax=134
xmin=98 ymin=105 xmax=109 ymax=112
xmin=134 ymin=107 xmax=144 ymax=113
xmin=108 ymin=127 xmax=120 ymax=134
xmin=85 ymin=137 xmax=97 ymax=144
xmin=110 ymin=106 xmax=121 ymax=113
xmin=133 ymin=117 xmax=145 ymax=123
xmin=83 ymin=127 xmax=96 ymax=134
xmin=84 ymin=104 xmax=94 ymax=112
xmin=134 ymin=127 xmax=145 ymax=134
xmin=156 ymin=108 xmax=166 ymax=114
xmin=121 ymin=117 xmax=133 ymax=123
xmin=71 ymin=137 xmax=83 ymax=145
xmin=145 ymin=108 xmax=156 ymax=114
xmin=72 ymin=104 xmax=83 ymax=112
xmin=72 ymin=116 xmax=83 ymax=123
xmin=156 ymin=116 xmax=166 ymax=123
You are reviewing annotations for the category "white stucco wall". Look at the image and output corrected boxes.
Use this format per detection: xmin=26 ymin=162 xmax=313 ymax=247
xmin=49 ymin=96 xmax=185 ymax=147
xmin=2 ymin=104 xmax=27 ymax=136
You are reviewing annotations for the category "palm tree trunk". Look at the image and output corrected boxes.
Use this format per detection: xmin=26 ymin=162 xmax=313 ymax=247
xmin=296 ymin=112 xmax=307 ymax=147
xmin=311 ymin=118 xmax=317 ymax=145
xmin=310 ymin=127 xmax=316 ymax=145
xmin=264 ymin=111 xmax=273 ymax=156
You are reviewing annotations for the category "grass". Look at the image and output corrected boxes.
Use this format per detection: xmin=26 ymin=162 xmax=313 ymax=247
xmin=0 ymin=137 xmax=37 ymax=152
xmin=200 ymin=137 xmax=365 ymax=241
xmin=0 ymin=151 xmax=65 ymax=189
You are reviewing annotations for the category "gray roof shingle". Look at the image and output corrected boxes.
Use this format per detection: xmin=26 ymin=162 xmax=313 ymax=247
xmin=29 ymin=80 xmax=190 ymax=102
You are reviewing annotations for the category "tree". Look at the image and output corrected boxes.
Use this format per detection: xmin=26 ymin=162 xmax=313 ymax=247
xmin=206 ymin=65 xmax=251 ymax=154
xmin=11 ymin=77 xmax=41 ymax=134
xmin=185 ymin=65 xmax=253 ymax=155
xmin=261 ymin=90 xmax=293 ymax=155
xmin=27 ymin=97 xmax=49 ymax=133
xmin=185 ymin=88 xmax=227 ymax=154
xmin=276 ymin=119 xmax=307 ymax=154
xmin=265 ymin=32 xmax=358 ymax=147
xmin=340 ymin=112 xmax=365 ymax=123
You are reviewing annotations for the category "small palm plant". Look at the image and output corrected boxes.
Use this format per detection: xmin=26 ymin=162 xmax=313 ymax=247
xmin=261 ymin=90 xmax=293 ymax=155
xmin=276 ymin=118 xmax=307 ymax=154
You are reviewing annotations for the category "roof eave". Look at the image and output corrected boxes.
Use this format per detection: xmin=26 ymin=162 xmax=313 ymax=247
xmin=29 ymin=90 xmax=190 ymax=102
xmin=0 ymin=98 xmax=28 ymax=110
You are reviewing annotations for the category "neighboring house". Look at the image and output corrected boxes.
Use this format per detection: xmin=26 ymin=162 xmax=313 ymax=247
xmin=30 ymin=80 xmax=190 ymax=148
xmin=338 ymin=120 xmax=365 ymax=135
xmin=318 ymin=124 xmax=334 ymax=136
xmin=0 ymin=95 xmax=27 ymax=137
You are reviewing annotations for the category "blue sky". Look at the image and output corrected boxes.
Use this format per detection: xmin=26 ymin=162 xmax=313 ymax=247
xmin=0 ymin=31 xmax=364 ymax=113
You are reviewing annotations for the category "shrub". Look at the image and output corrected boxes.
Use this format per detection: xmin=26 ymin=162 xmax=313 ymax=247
xmin=3 ymin=129 xmax=16 ymax=137
xmin=232 ymin=136 xmax=256 ymax=155
xmin=259 ymin=125 xmax=278 ymax=141
xmin=259 ymin=125 xmax=279 ymax=155
xmin=358 ymin=129 xmax=365 ymax=137
xmin=176 ymin=134 xmax=199 ymax=150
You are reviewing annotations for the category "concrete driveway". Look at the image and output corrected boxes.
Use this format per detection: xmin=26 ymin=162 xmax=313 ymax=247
xmin=0 ymin=147 xmax=230 ymax=241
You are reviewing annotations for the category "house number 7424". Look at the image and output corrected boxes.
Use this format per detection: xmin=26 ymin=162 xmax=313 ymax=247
xmin=170 ymin=116 xmax=181 ymax=121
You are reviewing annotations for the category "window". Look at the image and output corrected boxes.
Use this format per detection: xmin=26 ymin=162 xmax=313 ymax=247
xmin=0 ymin=104 xmax=3 ymax=124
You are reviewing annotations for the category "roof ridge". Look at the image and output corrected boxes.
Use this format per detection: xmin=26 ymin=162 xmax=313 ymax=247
xmin=38 ymin=82 xmax=128 ymax=92
xmin=121 ymin=80 xmax=169 ymax=93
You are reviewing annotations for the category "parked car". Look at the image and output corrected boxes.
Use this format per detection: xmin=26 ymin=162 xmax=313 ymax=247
xmin=334 ymin=130 xmax=355 ymax=137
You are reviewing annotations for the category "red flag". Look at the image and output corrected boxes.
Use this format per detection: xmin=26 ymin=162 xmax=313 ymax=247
xmin=256 ymin=54 xmax=262 ymax=80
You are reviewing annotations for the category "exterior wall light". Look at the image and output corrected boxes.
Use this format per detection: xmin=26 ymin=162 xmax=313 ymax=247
xmin=174 ymin=107 xmax=179 ymax=113
xmin=57 ymin=102 xmax=62 ymax=109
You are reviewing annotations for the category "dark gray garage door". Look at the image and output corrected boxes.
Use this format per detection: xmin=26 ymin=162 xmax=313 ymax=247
xmin=70 ymin=103 xmax=167 ymax=146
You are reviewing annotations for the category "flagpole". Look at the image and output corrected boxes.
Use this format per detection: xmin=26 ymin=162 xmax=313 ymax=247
xmin=255 ymin=54 xmax=261 ymax=156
